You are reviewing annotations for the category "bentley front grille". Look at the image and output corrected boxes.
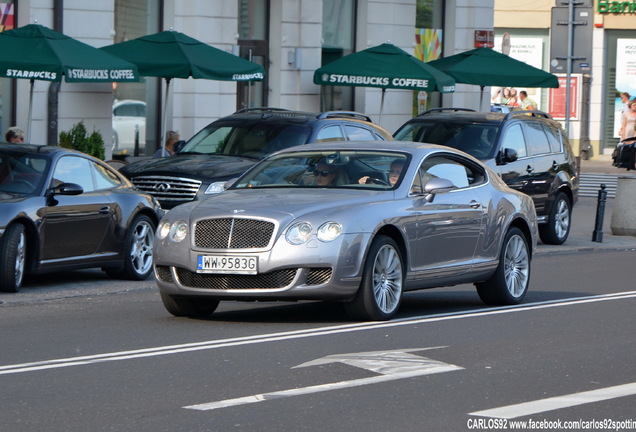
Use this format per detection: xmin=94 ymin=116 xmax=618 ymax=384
xmin=194 ymin=218 xmax=275 ymax=249
xmin=175 ymin=268 xmax=297 ymax=290
xmin=131 ymin=176 xmax=201 ymax=203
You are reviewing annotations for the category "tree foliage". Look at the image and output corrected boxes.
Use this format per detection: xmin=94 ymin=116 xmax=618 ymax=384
xmin=59 ymin=121 xmax=105 ymax=160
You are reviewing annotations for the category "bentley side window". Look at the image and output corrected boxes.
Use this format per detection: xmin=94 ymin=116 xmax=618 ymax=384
xmin=415 ymin=154 xmax=484 ymax=191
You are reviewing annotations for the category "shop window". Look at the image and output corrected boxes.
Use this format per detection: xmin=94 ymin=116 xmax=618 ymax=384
xmin=320 ymin=0 xmax=355 ymax=111
xmin=237 ymin=0 xmax=269 ymax=109
xmin=113 ymin=0 xmax=161 ymax=156
xmin=415 ymin=0 xmax=444 ymax=112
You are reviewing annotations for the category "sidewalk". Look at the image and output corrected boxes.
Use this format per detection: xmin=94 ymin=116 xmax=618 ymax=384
xmin=536 ymin=156 xmax=636 ymax=255
xmin=578 ymin=154 xmax=625 ymax=175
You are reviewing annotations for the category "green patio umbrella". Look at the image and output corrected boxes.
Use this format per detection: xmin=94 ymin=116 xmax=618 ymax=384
xmin=313 ymin=43 xmax=455 ymax=123
xmin=101 ymin=30 xmax=265 ymax=152
xmin=0 ymin=24 xmax=139 ymax=141
xmin=428 ymin=47 xmax=559 ymax=107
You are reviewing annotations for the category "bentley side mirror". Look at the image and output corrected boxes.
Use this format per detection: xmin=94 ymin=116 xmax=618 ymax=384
xmin=424 ymin=177 xmax=457 ymax=203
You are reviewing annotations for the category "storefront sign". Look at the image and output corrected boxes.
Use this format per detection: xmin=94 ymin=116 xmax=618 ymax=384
xmin=474 ymin=30 xmax=494 ymax=48
xmin=495 ymin=37 xmax=544 ymax=69
xmin=549 ymin=75 xmax=579 ymax=120
xmin=597 ymin=0 xmax=636 ymax=13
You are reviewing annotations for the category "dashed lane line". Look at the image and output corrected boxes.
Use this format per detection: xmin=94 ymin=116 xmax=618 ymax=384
xmin=470 ymin=382 xmax=636 ymax=419
xmin=1 ymin=291 xmax=635 ymax=376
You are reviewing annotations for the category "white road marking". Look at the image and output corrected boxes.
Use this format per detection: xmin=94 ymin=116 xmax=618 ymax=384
xmin=1 ymin=291 xmax=635 ymax=376
xmin=185 ymin=347 xmax=463 ymax=411
xmin=470 ymin=382 xmax=636 ymax=419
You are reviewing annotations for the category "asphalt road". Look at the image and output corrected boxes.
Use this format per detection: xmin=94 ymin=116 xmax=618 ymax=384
xmin=2 ymin=249 xmax=636 ymax=432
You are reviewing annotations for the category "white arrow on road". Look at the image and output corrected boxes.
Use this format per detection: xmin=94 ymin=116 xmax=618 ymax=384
xmin=184 ymin=347 xmax=462 ymax=411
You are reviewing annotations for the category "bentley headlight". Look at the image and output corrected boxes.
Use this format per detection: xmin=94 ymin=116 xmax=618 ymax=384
xmin=286 ymin=222 xmax=312 ymax=245
xmin=158 ymin=221 xmax=171 ymax=239
xmin=170 ymin=220 xmax=188 ymax=243
xmin=317 ymin=222 xmax=342 ymax=242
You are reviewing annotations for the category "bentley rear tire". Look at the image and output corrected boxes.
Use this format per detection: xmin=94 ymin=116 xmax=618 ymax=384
xmin=476 ymin=227 xmax=530 ymax=305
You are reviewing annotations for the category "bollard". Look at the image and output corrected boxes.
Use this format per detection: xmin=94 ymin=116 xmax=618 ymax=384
xmin=134 ymin=124 xmax=140 ymax=156
xmin=592 ymin=184 xmax=607 ymax=242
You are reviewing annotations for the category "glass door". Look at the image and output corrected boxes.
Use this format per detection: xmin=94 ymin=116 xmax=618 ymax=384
xmin=237 ymin=0 xmax=269 ymax=109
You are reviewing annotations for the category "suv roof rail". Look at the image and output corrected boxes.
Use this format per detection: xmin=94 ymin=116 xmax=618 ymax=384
xmin=504 ymin=110 xmax=553 ymax=120
xmin=234 ymin=107 xmax=291 ymax=114
xmin=317 ymin=111 xmax=374 ymax=122
xmin=417 ymin=107 xmax=476 ymax=117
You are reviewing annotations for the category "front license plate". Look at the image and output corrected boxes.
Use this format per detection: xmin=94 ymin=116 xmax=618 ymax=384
xmin=197 ymin=255 xmax=258 ymax=274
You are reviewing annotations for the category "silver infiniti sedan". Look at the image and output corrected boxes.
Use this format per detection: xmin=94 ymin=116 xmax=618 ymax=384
xmin=154 ymin=142 xmax=538 ymax=321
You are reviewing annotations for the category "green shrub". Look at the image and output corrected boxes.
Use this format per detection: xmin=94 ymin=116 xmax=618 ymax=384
xmin=59 ymin=121 xmax=105 ymax=160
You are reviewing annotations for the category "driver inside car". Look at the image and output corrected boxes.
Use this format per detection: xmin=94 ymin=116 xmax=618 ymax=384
xmin=358 ymin=158 xmax=405 ymax=187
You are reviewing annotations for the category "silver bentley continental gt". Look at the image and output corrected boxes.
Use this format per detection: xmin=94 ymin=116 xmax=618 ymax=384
xmin=153 ymin=142 xmax=538 ymax=321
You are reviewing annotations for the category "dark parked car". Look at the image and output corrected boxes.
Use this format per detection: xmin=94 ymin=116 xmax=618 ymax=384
xmin=0 ymin=144 xmax=162 ymax=292
xmin=119 ymin=108 xmax=393 ymax=209
xmin=154 ymin=142 xmax=537 ymax=321
xmin=394 ymin=108 xmax=579 ymax=245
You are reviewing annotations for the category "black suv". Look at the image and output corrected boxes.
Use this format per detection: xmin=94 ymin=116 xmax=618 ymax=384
xmin=120 ymin=108 xmax=392 ymax=209
xmin=394 ymin=108 xmax=579 ymax=245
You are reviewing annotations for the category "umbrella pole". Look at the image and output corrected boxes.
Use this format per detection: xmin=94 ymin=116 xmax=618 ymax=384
xmin=379 ymin=88 xmax=386 ymax=124
xmin=161 ymin=78 xmax=171 ymax=154
xmin=480 ymin=85 xmax=484 ymax=111
xmin=27 ymin=79 xmax=34 ymax=143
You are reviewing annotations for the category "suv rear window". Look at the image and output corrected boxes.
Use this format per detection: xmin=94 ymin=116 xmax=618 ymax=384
xmin=524 ymin=121 xmax=551 ymax=155
xmin=344 ymin=125 xmax=377 ymax=141
xmin=543 ymin=123 xmax=563 ymax=153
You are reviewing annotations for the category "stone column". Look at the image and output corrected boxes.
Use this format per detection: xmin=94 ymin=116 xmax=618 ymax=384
xmin=610 ymin=175 xmax=636 ymax=236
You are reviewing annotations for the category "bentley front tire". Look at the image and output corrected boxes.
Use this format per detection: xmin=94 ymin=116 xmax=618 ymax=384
xmin=160 ymin=292 xmax=219 ymax=318
xmin=344 ymin=235 xmax=403 ymax=321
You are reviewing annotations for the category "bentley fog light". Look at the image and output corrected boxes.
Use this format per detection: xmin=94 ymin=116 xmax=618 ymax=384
xmin=286 ymin=222 xmax=312 ymax=245
xmin=170 ymin=220 xmax=188 ymax=243
xmin=317 ymin=222 xmax=342 ymax=242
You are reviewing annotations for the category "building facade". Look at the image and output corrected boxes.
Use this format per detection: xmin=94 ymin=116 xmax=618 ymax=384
xmin=2 ymin=0 xmax=496 ymax=158
xmin=494 ymin=0 xmax=636 ymax=158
